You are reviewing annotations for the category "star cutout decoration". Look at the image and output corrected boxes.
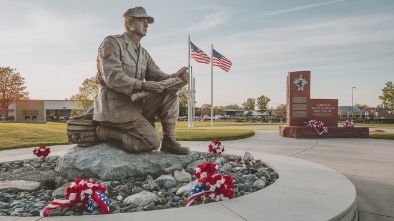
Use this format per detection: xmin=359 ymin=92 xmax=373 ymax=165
xmin=293 ymin=74 xmax=308 ymax=91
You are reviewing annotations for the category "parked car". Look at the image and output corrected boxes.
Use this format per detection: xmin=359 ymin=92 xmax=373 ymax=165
xmin=178 ymin=116 xmax=188 ymax=121
xmin=203 ymin=115 xmax=211 ymax=121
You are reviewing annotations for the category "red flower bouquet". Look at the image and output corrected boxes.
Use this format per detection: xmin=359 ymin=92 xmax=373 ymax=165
xmin=208 ymin=140 xmax=225 ymax=155
xmin=307 ymin=120 xmax=328 ymax=135
xmin=343 ymin=119 xmax=354 ymax=127
xmin=33 ymin=146 xmax=51 ymax=161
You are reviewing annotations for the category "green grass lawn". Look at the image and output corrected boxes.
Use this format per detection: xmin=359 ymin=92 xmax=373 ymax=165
xmin=0 ymin=122 xmax=71 ymax=150
xmin=175 ymin=121 xmax=284 ymax=128
xmin=369 ymin=131 xmax=394 ymax=140
xmin=1 ymin=121 xmax=393 ymax=150
xmin=0 ymin=122 xmax=255 ymax=150
xmin=358 ymin=123 xmax=394 ymax=128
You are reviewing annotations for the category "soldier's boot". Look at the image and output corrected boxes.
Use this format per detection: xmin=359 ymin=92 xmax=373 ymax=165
xmin=96 ymin=125 xmax=124 ymax=141
xmin=96 ymin=125 xmax=152 ymax=153
xmin=160 ymin=124 xmax=190 ymax=155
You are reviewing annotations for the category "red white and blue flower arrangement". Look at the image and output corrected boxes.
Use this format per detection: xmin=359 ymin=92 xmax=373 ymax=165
xmin=41 ymin=178 xmax=109 ymax=217
xmin=208 ymin=140 xmax=225 ymax=155
xmin=307 ymin=120 xmax=328 ymax=135
xmin=208 ymin=140 xmax=225 ymax=165
xmin=185 ymin=141 xmax=264 ymax=207
xmin=33 ymin=146 xmax=51 ymax=161
xmin=343 ymin=119 xmax=354 ymax=127
xmin=184 ymin=162 xmax=234 ymax=206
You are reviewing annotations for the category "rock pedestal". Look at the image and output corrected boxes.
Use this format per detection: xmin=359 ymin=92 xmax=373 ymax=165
xmin=55 ymin=143 xmax=198 ymax=181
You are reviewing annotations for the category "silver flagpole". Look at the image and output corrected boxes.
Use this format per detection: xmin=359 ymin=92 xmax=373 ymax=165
xmin=192 ymin=76 xmax=196 ymax=128
xmin=211 ymin=44 xmax=213 ymax=128
xmin=188 ymin=35 xmax=192 ymax=129
xmin=190 ymin=67 xmax=193 ymax=128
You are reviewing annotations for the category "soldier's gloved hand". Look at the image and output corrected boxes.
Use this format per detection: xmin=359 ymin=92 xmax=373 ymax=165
xmin=142 ymin=81 xmax=165 ymax=94
xmin=179 ymin=69 xmax=189 ymax=82
xmin=171 ymin=67 xmax=189 ymax=82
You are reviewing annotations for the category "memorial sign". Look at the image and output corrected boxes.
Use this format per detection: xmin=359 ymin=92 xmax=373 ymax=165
xmin=280 ymin=70 xmax=368 ymax=138
xmin=286 ymin=71 xmax=311 ymax=126
xmin=309 ymin=99 xmax=338 ymax=126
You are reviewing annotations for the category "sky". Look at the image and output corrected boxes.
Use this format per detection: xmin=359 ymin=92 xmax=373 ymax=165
xmin=0 ymin=0 xmax=393 ymax=109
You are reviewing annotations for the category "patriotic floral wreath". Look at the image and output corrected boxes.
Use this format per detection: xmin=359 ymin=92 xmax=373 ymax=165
xmin=33 ymin=146 xmax=51 ymax=161
xmin=343 ymin=119 xmax=354 ymax=127
xmin=40 ymin=178 xmax=109 ymax=217
xmin=194 ymin=162 xmax=219 ymax=184
xmin=208 ymin=140 xmax=225 ymax=155
xmin=185 ymin=162 xmax=234 ymax=207
xmin=307 ymin=120 xmax=328 ymax=135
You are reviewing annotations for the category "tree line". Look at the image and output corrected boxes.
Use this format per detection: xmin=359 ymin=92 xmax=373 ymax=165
xmin=1 ymin=66 xmax=393 ymax=120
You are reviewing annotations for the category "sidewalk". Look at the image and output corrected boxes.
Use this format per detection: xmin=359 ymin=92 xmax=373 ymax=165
xmin=0 ymin=144 xmax=74 ymax=163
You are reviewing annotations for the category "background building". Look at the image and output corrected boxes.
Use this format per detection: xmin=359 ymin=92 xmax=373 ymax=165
xmin=338 ymin=106 xmax=362 ymax=120
xmin=6 ymin=100 xmax=82 ymax=123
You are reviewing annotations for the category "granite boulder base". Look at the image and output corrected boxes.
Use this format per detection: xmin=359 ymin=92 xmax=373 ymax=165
xmin=55 ymin=143 xmax=198 ymax=181
xmin=279 ymin=71 xmax=368 ymax=138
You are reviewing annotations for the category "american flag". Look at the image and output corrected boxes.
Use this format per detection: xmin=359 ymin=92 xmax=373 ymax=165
xmin=190 ymin=41 xmax=210 ymax=64
xmin=40 ymin=190 xmax=109 ymax=216
xmin=213 ymin=49 xmax=232 ymax=72
xmin=40 ymin=199 xmax=71 ymax=217
xmin=184 ymin=182 xmax=210 ymax=207
xmin=87 ymin=190 xmax=109 ymax=214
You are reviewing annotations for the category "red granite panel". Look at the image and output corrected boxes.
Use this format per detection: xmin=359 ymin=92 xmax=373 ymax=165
xmin=286 ymin=71 xmax=310 ymax=126
xmin=308 ymin=99 xmax=338 ymax=126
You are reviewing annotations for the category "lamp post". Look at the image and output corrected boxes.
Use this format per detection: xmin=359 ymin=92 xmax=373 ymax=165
xmin=351 ymin=87 xmax=356 ymax=120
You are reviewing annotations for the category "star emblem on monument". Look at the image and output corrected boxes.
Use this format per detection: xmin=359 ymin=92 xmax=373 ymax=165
xmin=293 ymin=74 xmax=308 ymax=91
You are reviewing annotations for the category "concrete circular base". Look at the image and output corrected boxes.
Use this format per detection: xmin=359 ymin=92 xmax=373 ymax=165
xmin=2 ymin=149 xmax=357 ymax=221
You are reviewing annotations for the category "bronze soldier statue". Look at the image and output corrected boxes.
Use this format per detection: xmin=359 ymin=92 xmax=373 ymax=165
xmin=68 ymin=7 xmax=190 ymax=155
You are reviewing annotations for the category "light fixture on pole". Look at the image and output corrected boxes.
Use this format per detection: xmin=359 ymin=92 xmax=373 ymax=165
xmin=352 ymin=87 xmax=356 ymax=120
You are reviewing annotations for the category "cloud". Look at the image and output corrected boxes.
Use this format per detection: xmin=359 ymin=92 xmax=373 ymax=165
xmin=142 ymin=12 xmax=394 ymax=81
xmin=261 ymin=0 xmax=344 ymax=16
xmin=187 ymin=10 xmax=230 ymax=31
xmin=0 ymin=2 xmax=103 ymax=50
xmin=206 ymin=14 xmax=394 ymax=71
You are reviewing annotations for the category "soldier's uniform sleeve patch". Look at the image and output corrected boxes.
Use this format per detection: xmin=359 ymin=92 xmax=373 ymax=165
xmin=99 ymin=43 xmax=112 ymax=58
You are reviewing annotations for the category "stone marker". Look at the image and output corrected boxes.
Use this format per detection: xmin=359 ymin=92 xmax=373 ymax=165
xmin=279 ymin=71 xmax=369 ymax=138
